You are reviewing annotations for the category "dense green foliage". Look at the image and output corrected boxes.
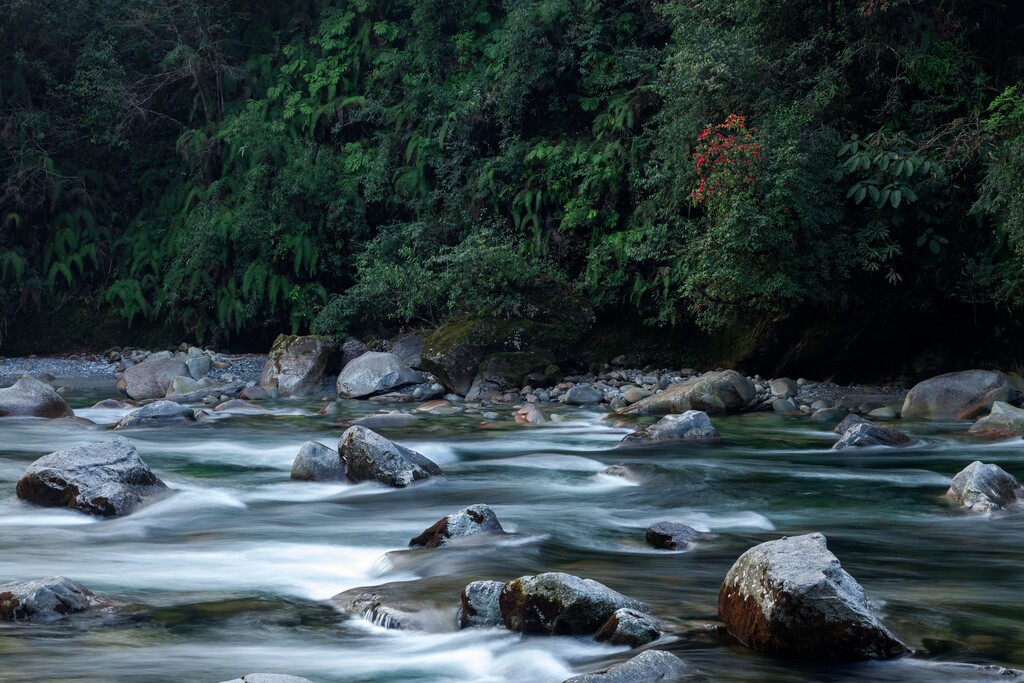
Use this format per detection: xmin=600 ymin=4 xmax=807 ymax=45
xmin=2 ymin=0 xmax=1023 ymax=349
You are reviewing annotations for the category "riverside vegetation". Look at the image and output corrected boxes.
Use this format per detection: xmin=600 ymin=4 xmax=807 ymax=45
xmin=3 ymin=1 xmax=1024 ymax=377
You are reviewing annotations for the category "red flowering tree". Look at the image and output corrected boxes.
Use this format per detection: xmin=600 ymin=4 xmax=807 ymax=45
xmin=691 ymin=114 xmax=764 ymax=216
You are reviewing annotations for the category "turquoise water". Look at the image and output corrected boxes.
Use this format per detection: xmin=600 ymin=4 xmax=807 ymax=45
xmin=1 ymin=397 xmax=1022 ymax=682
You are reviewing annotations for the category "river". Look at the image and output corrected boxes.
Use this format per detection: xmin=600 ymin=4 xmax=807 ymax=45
xmin=1 ymin=394 xmax=1022 ymax=682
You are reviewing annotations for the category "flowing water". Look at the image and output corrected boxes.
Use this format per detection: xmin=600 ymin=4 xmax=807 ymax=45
xmin=1 ymin=392 xmax=1023 ymax=682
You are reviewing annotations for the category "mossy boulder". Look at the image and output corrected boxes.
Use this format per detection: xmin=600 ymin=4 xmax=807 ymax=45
xmin=422 ymin=302 xmax=593 ymax=396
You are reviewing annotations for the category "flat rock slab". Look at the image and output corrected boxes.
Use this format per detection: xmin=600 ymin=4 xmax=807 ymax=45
xmin=336 ymin=352 xmax=424 ymax=399
xmin=0 ymin=377 xmax=74 ymax=418
xmin=946 ymin=461 xmax=1023 ymax=512
xmin=114 ymin=400 xmax=196 ymax=430
xmin=616 ymin=370 xmax=755 ymax=416
xmin=0 ymin=577 xmax=109 ymax=620
xmin=562 ymin=650 xmax=689 ymax=683
xmin=718 ymin=532 xmax=910 ymax=660
xmin=16 ymin=437 xmax=169 ymax=517
xmin=409 ymin=504 xmax=504 ymax=548
xmin=330 ymin=577 xmax=460 ymax=632
xmin=339 ymin=426 xmax=442 ymax=487
xmin=901 ymin=370 xmax=1009 ymax=421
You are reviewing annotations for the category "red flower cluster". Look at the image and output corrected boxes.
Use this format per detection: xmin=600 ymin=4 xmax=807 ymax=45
xmin=691 ymin=114 xmax=764 ymax=213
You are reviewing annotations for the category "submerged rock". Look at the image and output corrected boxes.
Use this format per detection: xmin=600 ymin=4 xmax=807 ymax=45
xmin=946 ymin=461 xmax=1023 ymax=513
xmin=616 ymin=370 xmax=755 ymax=416
xmin=330 ymin=577 xmax=458 ymax=632
xmin=290 ymin=441 xmax=343 ymax=482
xmin=122 ymin=357 xmax=190 ymax=400
xmin=409 ymin=504 xmax=505 ymax=548
xmin=0 ymin=577 xmax=109 ymax=620
xmin=350 ymin=411 xmax=420 ymax=429
xmin=259 ymin=334 xmax=337 ymax=397
xmin=717 ymin=532 xmax=910 ymax=660
xmin=459 ymin=580 xmax=505 ymax=628
xmin=499 ymin=572 xmax=649 ymax=636
xmin=562 ymin=650 xmax=688 ymax=683
xmin=593 ymin=607 xmax=661 ymax=647
xmin=646 ymin=522 xmax=711 ymax=550
xmin=336 ymin=352 xmax=424 ymax=399
xmin=0 ymin=377 xmax=74 ymax=418
xmin=114 ymin=400 xmax=196 ymax=430
xmin=16 ymin=437 xmax=169 ymax=517
xmin=219 ymin=675 xmax=318 ymax=683
xmin=339 ymin=426 xmax=442 ymax=487
xmin=968 ymin=401 xmax=1024 ymax=438
xmin=832 ymin=422 xmax=911 ymax=450
xmin=901 ymin=370 xmax=1010 ymax=421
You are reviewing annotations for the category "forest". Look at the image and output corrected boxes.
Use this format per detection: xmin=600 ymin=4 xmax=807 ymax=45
xmin=3 ymin=0 xmax=1024 ymax=375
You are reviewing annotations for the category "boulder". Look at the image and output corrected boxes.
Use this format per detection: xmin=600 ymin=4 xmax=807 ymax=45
xmin=647 ymin=411 xmax=718 ymax=441
xmin=621 ymin=387 xmax=652 ymax=404
xmin=0 ymin=377 xmax=74 ymax=418
xmin=477 ymin=351 xmax=555 ymax=392
xmin=616 ymin=370 xmax=755 ymax=416
xmin=832 ymin=423 xmax=912 ymax=451
xmin=122 ymin=357 xmax=190 ymax=400
xmin=968 ymin=401 xmax=1024 ymax=438
xmin=16 ymin=437 xmax=169 ymax=517
xmin=390 ymin=334 xmax=425 ymax=369
xmin=114 ymin=400 xmax=196 ymax=430
xmin=336 ymin=352 xmax=424 ymax=399
xmin=409 ymin=504 xmax=505 ymax=548
xmin=811 ymin=407 xmax=848 ymax=423
xmin=593 ymin=607 xmax=661 ymax=647
xmin=258 ymin=335 xmax=337 ymax=397
xmin=717 ymin=532 xmax=910 ymax=660
xmin=340 ymin=337 xmax=370 ymax=367
xmin=186 ymin=355 xmax=212 ymax=380
xmin=213 ymin=399 xmax=265 ymax=412
xmin=515 ymin=404 xmax=547 ymax=424
xmin=421 ymin=305 xmax=594 ymax=396
xmin=0 ymin=577 xmax=108 ymax=620
xmin=91 ymin=399 xmax=128 ymax=409
xmin=290 ymin=441 xmax=343 ymax=482
xmin=339 ymin=426 xmax=442 ymax=487
xmin=770 ymin=378 xmax=799 ymax=399
xmin=459 ymin=580 xmax=505 ymax=628
xmin=946 ymin=461 xmax=1023 ymax=512
xmin=499 ymin=572 xmax=649 ymax=636
xmin=219 ymin=675 xmax=318 ymax=683
xmin=562 ymin=651 xmax=688 ymax=683
xmin=646 ymin=522 xmax=711 ymax=550
xmin=901 ymin=370 xmax=1010 ymax=421
xmin=564 ymin=385 xmax=604 ymax=405
xmin=833 ymin=414 xmax=871 ymax=434
xmin=330 ymin=577 xmax=458 ymax=632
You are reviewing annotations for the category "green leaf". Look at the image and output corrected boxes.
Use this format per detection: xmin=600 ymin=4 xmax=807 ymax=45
xmin=891 ymin=190 xmax=902 ymax=208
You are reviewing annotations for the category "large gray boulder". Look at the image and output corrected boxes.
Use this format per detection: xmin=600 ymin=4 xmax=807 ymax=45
xmin=339 ymin=426 xmax=442 ymax=487
xmin=499 ymin=572 xmax=649 ymax=636
xmin=718 ymin=533 xmax=910 ymax=660
xmin=616 ymin=370 xmax=755 ymax=416
xmin=16 ymin=437 xmax=169 ymax=517
xmin=290 ymin=441 xmax=342 ymax=482
xmin=122 ymin=357 xmax=190 ymax=400
xmin=946 ymin=461 xmax=1023 ymax=513
xmin=968 ymin=401 xmax=1024 ymax=438
xmin=562 ymin=650 xmax=688 ymax=683
xmin=564 ymin=384 xmax=604 ymax=405
xmin=258 ymin=334 xmax=337 ymax=397
xmin=0 ymin=577 xmax=109 ymax=620
xmin=409 ymin=504 xmax=505 ymax=548
xmin=390 ymin=334 xmax=425 ymax=369
xmin=624 ymin=410 xmax=718 ymax=443
xmin=832 ymin=423 xmax=911 ymax=451
xmin=114 ymin=400 xmax=196 ymax=430
xmin=459 ymin=580 xmax=505 ymax=628
xmin=336 ymin=352 xmax=425 ymax=399
xmin=0 ymin=377 xmax=74 ymax=418
xmin=901 ymin=370 xmax=1010 ymax=421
